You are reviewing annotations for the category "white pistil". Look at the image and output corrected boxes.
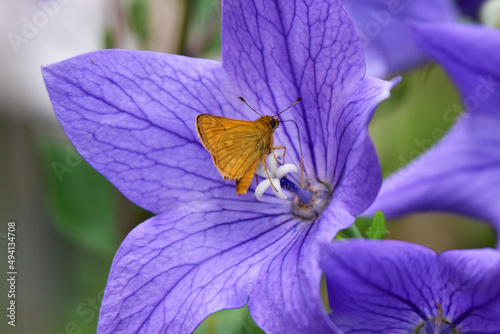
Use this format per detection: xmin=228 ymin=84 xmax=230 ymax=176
xmin=255 ymin=155 xmax=298 ymax=201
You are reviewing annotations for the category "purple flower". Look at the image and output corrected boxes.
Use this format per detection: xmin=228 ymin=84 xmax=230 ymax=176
xmin=42 ymin=0 xmax=395 ymax=332
xmin=456 ymin=0 xmax=486 ymax=19
xmin=364 ymin=23 xmax=500 ymax=241
xmin=320 ymin=239 xmax=500 ymax=333
xmin=341 ymin=0 xmax=458 ymax=77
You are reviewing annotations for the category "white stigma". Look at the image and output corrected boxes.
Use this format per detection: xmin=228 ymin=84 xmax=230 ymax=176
xmin=254 ymin=154 xmax=298 ymax=201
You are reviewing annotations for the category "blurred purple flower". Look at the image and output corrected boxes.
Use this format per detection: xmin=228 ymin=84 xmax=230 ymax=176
xmin=341 ymin=0 xmax=458 ymax=77
xmin=321 ymin=239 xmax=500 ymax=333
xmin=42 ymin=0 xmax=395 ymax=332
xmin=365 ymin=23 xmax=500 ymax=241
xmin=456 ymin=0 xmax=486 ymax=19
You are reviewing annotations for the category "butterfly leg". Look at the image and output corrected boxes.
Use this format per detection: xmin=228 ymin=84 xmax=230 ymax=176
xmin=263 ymin=159 xmax=280 ymax=193
xmin=271 ymin=146 xmax=286 ymax=165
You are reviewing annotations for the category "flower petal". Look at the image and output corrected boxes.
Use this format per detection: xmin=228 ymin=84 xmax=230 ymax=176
xmin=332 ymin=77 xmax=397 ymax=215
xmin=456 ymin=0 xmax=486 ymax=19
xmin=365 ymin=23 xmax=500 ymax=235
xmin=248 ymin=205 xmax=352 ymax=334
xmin=366 ymin=113 xmax=500 ymax=234
xmin=98 ymin=202 xmax=286 ymax=333
xmin=222 ymin=0 xmax=392 ymax=187
xmin=42 ymin=50 xmax=249 ymax=214
xmin=409 ymin=22 xmax=500 ymax=117
xmin=342 ymin=0 xmax=457 ymax=78
xmin=320 ymin=239 xmax=438 ymax=333
xmin=321 ymin=239 xmax=500 ymax=333
xmin=98 ymin=202 xmax=342 ymax=334
xmin=438 ymin=248 xmax=500 ymax=331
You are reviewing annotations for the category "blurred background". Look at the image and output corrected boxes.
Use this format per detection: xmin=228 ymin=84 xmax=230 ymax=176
xmin=0 ymin=0 xmax=496 ymax=333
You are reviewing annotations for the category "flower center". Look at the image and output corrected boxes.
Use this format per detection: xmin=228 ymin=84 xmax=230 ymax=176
xmin=254 ymin=154 xmax=332 ymax=219
xmin=415 ymin=303 xmax=460 ymax=334
xmin=287 ymin=180 xmax=331 ymax=221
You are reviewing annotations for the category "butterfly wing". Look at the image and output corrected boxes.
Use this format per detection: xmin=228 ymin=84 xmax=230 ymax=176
xmin=236 ymin=159 xmax=259 ymax=195
xmin=196 ymin=114 xmax=270 ymax=194
xmin=217 ymin=125 xmax=267 ymax=194
xmin=197 ymin=114 xmax=234 ymax=154
xmin=216 ymin=124 xmax=261 ymax=171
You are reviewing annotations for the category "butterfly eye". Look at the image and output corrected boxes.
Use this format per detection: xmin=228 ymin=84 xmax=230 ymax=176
xmin=269 ymin=118 xmax=278 ymax=129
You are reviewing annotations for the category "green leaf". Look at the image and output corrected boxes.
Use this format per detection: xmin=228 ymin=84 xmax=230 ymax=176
xmin=37 ymin=136 xmax=119 ymax=256
xmin=366 ymin=210 xmax=387 ymax=240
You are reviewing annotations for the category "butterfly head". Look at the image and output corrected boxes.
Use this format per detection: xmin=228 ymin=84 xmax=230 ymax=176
xmin=269 ymin=117 xmax=279 ymax=130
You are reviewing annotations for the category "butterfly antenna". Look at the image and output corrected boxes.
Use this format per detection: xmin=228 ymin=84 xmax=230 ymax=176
xmin=275 ymin=97 xmax=302 ymax=117
xmin=238 ymin=97 xmax=263 ymax=116
xmin=280 ymin=120 xmax=303 ymax=160
xmin=281 ymin=118 xmax=309 ymax=188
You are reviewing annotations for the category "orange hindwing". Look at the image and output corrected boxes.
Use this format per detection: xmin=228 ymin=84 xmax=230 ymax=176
xmin=196 ymin=114 xmax=277 ymax=194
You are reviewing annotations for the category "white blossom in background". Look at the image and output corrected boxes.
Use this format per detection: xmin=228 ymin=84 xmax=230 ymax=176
xmin=481 ymin=0 xmax=500 ymax=27
xmin=0 ymin=0 xmax=104 ymax=124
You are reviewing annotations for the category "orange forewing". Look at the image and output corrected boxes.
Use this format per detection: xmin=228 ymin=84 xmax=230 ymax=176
xmin=196 ymin=114 xmax=278 ymax=195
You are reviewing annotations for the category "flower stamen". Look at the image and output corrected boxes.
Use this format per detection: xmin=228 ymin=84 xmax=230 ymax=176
xmin=255 ymin=155 xmax=298 ymax=201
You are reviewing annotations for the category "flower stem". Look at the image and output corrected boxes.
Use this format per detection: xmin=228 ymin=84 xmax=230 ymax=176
xmin=342 ymin=225 xmax=362 ymax=239
xmin=177 ymin=0 xmax=195 ymax=55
